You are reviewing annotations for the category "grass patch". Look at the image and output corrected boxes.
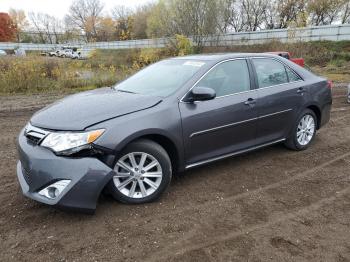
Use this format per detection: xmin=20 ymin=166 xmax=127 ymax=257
xmin=0 ymin=56 xmax=130 ymax=94
xmin=311 ymin=61 xmax=350 ymax=83
xmin=1 ymin=40 xmax=349 ymax=95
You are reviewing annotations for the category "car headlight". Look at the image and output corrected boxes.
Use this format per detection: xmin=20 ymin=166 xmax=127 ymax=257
xmin=40 ymin=129 xmax=105 ymax=155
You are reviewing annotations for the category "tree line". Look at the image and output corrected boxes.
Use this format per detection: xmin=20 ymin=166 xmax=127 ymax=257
xmin=1 ymin=0 xmax=350 ymax=44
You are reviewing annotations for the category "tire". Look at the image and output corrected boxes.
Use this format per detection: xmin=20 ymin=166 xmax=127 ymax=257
xmin=108 ymin=139 xmax=172 ymax=204
xmin=285 ymin=109 xmax=317 ymax=151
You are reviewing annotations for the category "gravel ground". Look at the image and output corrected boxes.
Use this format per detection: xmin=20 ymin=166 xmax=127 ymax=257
xmin=0 ymin=86 xmax=349 ymax=262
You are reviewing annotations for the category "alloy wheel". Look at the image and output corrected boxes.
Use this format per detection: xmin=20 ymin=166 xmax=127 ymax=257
xmin=113 ymin=152 xmax=163 ymax=199
xmin=297 ymin=114 xmax=315 ymax=146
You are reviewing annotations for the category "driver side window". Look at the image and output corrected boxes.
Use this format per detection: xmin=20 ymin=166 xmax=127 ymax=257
xmin=195 ymin=59 xmax=251 ymax=97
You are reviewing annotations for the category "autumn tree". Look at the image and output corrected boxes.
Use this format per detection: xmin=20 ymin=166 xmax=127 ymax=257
xmin=147 ymin=0 xmax=170 ymax=37
xmin=132 ymin=4 xmax=155 ymax=39
xmin=112 ymin=5 xmax=133 ymax=40
xmin=8 ymin=9 xmax=28 ymax=42
xmin=96 ymin=16 xmax=115 ymax=41
xmin=0 ymin=12 xmax=16 ymax=42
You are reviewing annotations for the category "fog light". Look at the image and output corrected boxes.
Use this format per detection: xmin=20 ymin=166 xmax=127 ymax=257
xmin=38 ymin=180 xmax=71 ymax=199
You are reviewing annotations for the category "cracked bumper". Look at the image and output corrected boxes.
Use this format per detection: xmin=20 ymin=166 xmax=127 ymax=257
xmin=17 ymin=129 xmax=115 ymax=213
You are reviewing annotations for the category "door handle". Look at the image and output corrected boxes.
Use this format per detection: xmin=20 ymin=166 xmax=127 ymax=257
xmin=297 ymin=87 xmax=306 ymax=94
xmin=244 ymin=98 xmax=256 ymax=106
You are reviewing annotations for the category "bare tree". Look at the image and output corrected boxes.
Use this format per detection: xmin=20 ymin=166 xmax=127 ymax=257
xmin=111 ymin=5 xmax=132 ymax=21
xmin=29 ymin=13 xmax=64 ymax=44
xmin=216 ymin=0 xmax=244 ymax=33
xmin=340 ymin=0 xmax=350 ymax=24
xmin=307 ymin=0 xmax=345 ymax=25
xmin=241 ymin=0 xmax=269 ymax=31
xmin=170 ymin=0 xmax=220 ymax=46
xmin=66 ymin=0 xmax=104 ymax=41
xmin=263 ymin=0 xmax=279 ymax=29
xmin=28 ymin=13 xmax=48 ymax=43
xmin=267 ymin=0 xmax=307 ymax=29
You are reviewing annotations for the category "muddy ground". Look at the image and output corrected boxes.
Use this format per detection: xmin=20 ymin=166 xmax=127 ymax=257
xmin=0 ymin=86 xmax=349 ymax=262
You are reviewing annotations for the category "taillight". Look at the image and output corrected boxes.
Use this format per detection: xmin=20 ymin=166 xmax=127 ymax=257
xmin=327 ymin=80 xmax=333 ymax=89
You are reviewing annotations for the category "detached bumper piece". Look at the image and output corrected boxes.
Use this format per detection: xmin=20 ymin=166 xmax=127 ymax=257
xmin=17 ymin=129 xmax=115 ymax=213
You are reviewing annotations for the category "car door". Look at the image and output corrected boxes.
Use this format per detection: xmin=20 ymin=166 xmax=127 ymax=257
xmin=251 ymin=57 xmax=307 ymax=144
xmin=179 ymin=59 xmax=258 ymax=166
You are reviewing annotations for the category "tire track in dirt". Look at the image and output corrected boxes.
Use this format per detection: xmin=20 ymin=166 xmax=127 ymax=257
xmin=145 ymin=156 xmax=350 ymax=262
xmin=150 ymin=186 xmax=350 ymax=262
xmin=81 ymin=149 xmax=350 ymax=261
xmin=102 ymin=148 xmax=350 ymax=223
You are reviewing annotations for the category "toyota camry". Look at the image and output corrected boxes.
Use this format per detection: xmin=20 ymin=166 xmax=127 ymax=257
xmin=17 ymin=53 xmax=332 ymax=213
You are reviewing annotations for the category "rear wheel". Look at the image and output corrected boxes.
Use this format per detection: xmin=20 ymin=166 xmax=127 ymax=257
xmin=108 ymin=139 xmax=172 ymax=204
xmin=285 ymin=109 xmax=317 ymax=150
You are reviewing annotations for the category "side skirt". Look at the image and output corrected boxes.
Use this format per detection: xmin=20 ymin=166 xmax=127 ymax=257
xmin=185 ymin=138 xmax=286 ymax=170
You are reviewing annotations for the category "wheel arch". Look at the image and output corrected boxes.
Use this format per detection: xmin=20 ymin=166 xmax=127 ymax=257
xmin=115 ymin=130 xmax=183 ymax=174
xmin=138 ymin=134 xmax=180 ymax=173
xmin=306 ymin=104 xmax=321 ymax=129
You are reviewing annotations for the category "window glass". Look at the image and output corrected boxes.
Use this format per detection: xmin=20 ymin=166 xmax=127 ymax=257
xmin=195 ymin=60 xmax=250 ymax=97
xmin=286 ymin=67 xmax=302 ymax=82
xmin=115 ymin=59 xmax=206 ymax=97
xmin=253 ymin=59 xmax=288 ymax=88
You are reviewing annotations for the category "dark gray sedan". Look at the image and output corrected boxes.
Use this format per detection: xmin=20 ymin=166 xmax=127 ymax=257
xmin=17 ymin=53 xmax=332 ymax=213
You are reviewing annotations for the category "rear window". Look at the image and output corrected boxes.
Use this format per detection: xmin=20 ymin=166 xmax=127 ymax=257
xmin=286 ymin=67 xmax=302 ymax=82
xmin=253 ymin=58 xmax=302 ymax=88
xmin=253 ymin=58 xmax=288 ymax=88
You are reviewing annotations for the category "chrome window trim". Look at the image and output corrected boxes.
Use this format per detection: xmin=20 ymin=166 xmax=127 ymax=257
xmin=257 ymin=79 xmax=304 ymax=91
xmin=180 ymin=56 xmax=304 ymax=103
xmin=180 ymin=58 xmax=250 ymax=103
xmin=185 ymin=138 xmax=286 ymax=169
xmin=190 ymin=108 xmax=292 ymax=138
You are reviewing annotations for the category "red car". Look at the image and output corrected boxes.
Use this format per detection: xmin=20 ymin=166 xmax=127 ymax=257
xmin=266 ymin=52 xmax=305 ymax=67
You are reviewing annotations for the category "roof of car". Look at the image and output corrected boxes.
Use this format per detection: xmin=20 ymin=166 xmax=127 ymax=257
xmin=173 ymin=53 xmax=278 ymax=61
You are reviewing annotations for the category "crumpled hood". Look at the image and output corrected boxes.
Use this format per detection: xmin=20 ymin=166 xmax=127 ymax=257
xmin=30 ymin=87 xmax=162 ymax=131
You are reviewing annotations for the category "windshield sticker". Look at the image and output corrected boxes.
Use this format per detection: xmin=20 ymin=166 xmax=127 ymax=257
xmin=183 ymin=61 xmax=205 ymax=67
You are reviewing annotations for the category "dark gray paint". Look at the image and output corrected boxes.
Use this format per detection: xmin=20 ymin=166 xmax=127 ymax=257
xmin=17 ymin=53 xmax=332 ymax=212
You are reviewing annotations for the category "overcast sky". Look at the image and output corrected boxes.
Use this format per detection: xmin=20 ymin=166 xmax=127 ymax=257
xmin=0 ymin=0 xmax=155 ymax=19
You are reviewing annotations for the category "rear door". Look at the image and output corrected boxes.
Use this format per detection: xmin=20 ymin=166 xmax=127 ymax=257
xmin=179 ymin=59 xmax=258 ymax=166
xmin=251 ymin=57 xmax=307 ymax=144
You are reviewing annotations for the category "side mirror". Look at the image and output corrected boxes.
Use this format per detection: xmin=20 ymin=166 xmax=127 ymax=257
xmin=186 ymin=86 xmax=216 ymax=102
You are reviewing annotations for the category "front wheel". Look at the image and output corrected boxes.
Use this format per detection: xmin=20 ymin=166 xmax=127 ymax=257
xmin=285 ymin=109 xmax=317 ymax=151
xmin=108 ymin=139 xmax=172 ymax=204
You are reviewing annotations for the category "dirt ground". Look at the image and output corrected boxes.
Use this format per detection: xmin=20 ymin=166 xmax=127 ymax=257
xmin=0 ymin=85 xmax=350 ymax=262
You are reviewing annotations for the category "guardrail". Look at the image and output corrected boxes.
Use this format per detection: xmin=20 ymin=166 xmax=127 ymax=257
xmin=0 ymin=24 xmax=349 ymax=51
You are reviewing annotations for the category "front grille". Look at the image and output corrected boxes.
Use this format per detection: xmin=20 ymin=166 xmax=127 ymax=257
xmin=22 ymin=166 xmax=32 ymax=186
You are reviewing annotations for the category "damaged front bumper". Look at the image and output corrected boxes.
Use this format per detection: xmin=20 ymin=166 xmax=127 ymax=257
xmin=17 ymin=129 xmax=115 ymax=213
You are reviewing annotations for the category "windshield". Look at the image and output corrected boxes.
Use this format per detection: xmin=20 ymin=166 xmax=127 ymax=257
xmin=115 ymin=59 xmax=207 ymax=97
